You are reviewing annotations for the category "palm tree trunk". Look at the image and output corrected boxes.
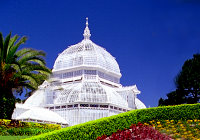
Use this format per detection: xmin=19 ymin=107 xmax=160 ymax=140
xmin=0 ymin=88 xmax=16 ymax=119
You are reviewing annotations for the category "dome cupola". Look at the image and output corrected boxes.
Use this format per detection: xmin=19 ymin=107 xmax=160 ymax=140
xmin=52 ymin=18 xmax=121 ymax=84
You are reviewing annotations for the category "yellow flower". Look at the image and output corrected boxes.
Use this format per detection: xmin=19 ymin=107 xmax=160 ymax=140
xmin=187 ymin=120 xmax=193 ymax=123
xmin=165 ymin=120 xmax=170 ymax=124
xmin=175 ymin=133 xmax=180 ymax=136
xmin=157 ymin=124 xmax=162 ymax=128
xmin=183 ymin=131 xmax=188 ymax=134
xmin=182 ymin=128 xmax=187 ymax=132
xmin=166 ymin=129 xmax=170 ymax=132
xmin=157 ymin=121 xmax=160 ymax=124
xmin=144 ymin=123 xmax=149 ymax=126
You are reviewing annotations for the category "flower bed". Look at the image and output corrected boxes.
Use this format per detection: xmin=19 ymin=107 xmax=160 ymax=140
xmin=97 ymin=122 xmax=172 ymax=140
xmin=97 ymin=120 xmax=200 ymax=140
xmin=0 ymin=119 xmax=61 ymax=136
xmin=149 ymin=119 xmax=200 ymax=140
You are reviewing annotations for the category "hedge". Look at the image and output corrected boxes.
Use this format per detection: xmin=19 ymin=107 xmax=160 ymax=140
xmin=24 ymin=103 xmax=200 ymax=140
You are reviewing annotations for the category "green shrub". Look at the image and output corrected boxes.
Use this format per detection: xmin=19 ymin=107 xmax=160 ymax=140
xmin=135 ymin=103 xmax=200 ymax=123
xmin=6 ymin=127 xmax=52 ymax=136
xmin=24 ymin=103 xmax=200 ymax=140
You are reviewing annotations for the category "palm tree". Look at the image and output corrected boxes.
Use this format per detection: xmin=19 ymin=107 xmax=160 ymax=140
xmin=0 ymin=32 xmax=51 ymax=119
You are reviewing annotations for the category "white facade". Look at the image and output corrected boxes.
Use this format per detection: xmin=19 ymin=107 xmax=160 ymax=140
xmin=12 ymin=18 xmax=146 ymax=126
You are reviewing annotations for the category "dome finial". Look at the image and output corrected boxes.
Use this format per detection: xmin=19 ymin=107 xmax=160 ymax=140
xmin=86 ymin=17 xmax=89 ymax=27
xmin=83 ymin=17 xmax=91 ymax=40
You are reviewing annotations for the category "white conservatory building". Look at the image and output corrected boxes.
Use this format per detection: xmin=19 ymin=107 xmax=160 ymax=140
xmin=12 ymin=18 xmax=146 ymax=126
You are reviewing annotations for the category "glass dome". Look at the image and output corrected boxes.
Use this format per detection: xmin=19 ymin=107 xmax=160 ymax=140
xmin=52 ymin=19 xmax=121 ymax=77
xmin=53 ymin=82 xmax=128 ymax=108
xmin=16 ymin=107 xmax=68 ymax=124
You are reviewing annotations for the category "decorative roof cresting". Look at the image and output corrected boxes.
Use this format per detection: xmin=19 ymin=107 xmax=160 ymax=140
xmin=83 ymin=17 xmax=91 ymax=40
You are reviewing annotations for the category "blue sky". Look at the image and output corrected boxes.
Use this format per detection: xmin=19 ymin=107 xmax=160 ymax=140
xmin=1 ymin=0 xmax=200 ymax=107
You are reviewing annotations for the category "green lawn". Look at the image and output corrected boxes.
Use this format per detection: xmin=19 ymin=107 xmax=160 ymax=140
xmin=0 ymin=136 xmax=30 ymax=140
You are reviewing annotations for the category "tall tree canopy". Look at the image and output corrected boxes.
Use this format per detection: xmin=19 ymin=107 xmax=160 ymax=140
xmin=159 ymin=54 xmax=200 ymax=106
xmin=0 ymin=32 xmax=51 ymax=119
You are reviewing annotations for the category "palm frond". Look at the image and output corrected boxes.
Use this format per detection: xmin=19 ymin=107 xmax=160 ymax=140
xmin=7 ymin=35 xmax=19 ymax=56
xmin=15 ymin=48 xmax=33 ymax=57
xmin=20 ymin=83 xmax=36 ymax=93
xmin=18 ymin=49 xmax=45 ymax=58
xmin=21 ymin=63 xmax=51 ymax=74
xmin=29 ymin=58 xmax=46 ymax=66
xmin=8 ymin=35 xmax=19 ymax=48
xmin=17 ymin=50 xmax=46 ymax=64
xmin=21 ymin=75 xmax=38 ymax=89
xmin=34 ymin=70 xmax=51 ymax=75
xmin=19 ymin=56 xmax=46 ymax=66
xmin=7 ymin=36 xmax=27 ymax=63
xmin=0 ymin=32 xmax=4 ymax=62
xmin=2 ymin=33 xmax=11 ymax=62
xmin=11 ymin=63 xmax=21 ymax=72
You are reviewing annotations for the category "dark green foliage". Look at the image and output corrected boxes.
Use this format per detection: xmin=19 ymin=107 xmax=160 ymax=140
xmin=176 ymin=54 xmax=200 ymax=103
xmin=159 ymin=54 xmax=200 ymax=106
xmin=158 ymin=90 xmax=186 ymax=106
xmin=24 ymin=103 xmax=200 ymax=140
xmin=0 ymin=97 xmax=15 ymax=119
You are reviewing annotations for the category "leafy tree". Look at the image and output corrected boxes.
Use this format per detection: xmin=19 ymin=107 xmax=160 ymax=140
xmin=0 ymin=32 xmax=51 ymax=119
xmin=158 ymin=90 xmax=186 ymax=106
xmin=175 ymin=54 xmax=200 ymax=103
xmin=159 ymin=54 xmax=200 ymax=106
